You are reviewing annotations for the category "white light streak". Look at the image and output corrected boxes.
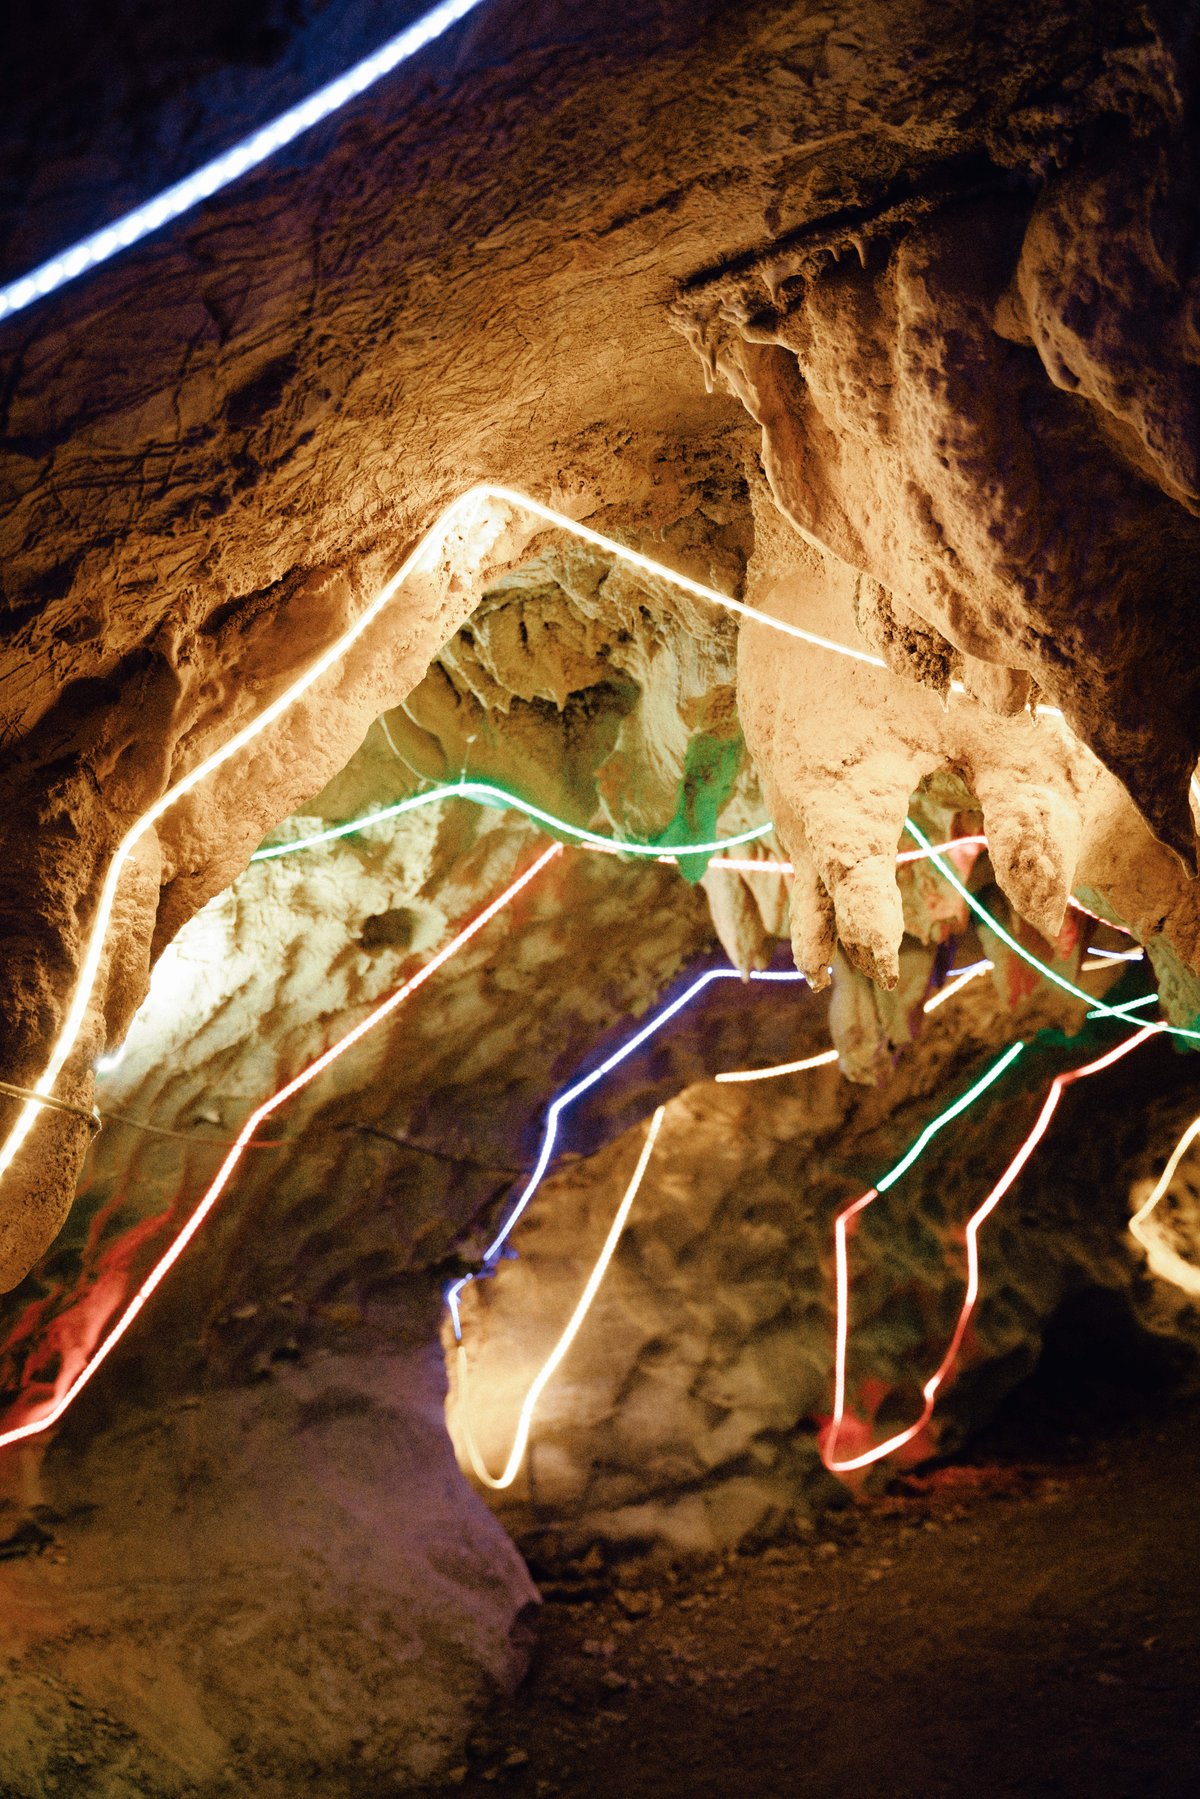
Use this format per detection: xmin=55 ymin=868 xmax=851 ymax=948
xmin=457 ymin=1105 xmax=665 ymax=1491
xmin=0 ymin=0 xmax=487 ymax=324
xmin=714 ymin=1048 xmax=839 ymax=1085
xmin=1130 ymin=1116 xmax=1200 ymax=1298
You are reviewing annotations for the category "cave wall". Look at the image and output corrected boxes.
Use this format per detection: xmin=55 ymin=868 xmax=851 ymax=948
xmin=3 ymin=0 xmax=1200 ymax=1792
xmin=451 ymin=1013 xmax=1200 ymax=1566
xmin=6 ymin=0 xmax=1199 ymax=1291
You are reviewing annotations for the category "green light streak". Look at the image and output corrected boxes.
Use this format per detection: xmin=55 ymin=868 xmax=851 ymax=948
xmin=903 ymin=818 xmax=1200 ymax=1045
xmin=1085 ymin=993 xmax=1159 ymax=1022
xmin=875 ymin=1040 xmax=1026 ymax=1194
xmin=251 ymin=778 xmax=773 ymax=865
xmin=251 ymin=782 xmax=1185 ymax=1043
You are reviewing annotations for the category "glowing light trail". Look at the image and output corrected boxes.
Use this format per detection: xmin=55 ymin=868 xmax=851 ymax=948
xmin=885 ymin=1043 xmax=1027 ymax=1195
xmin=717 ymin=960 xmax=996 ymax=1082
xmin=0 ymin=482 xmax=909 ymax=1199
xmin=904 ymin=818 xmax=1200 ymax=1044
xmin=1085 ymin=994 xmax=1157 ymax=1022
xmin=0 ymin=0 xmax=489 ymax=324
xmin=1067 ymin=897 xmax=1134 ymax=935
xmin=255 ymin=792 xmax=1002 ymax=880
xmin=1129 ymin=1114 xmax=1200 ymax=1298
xmin=0 ymin=844 xmax=560 ymax=1450
xmin=256 ymin=801 xmax=995 ymax=879
xmin=918 ymin=959 xmax=993 ymax=1016
xmin=445 ymin=965 xmax=810 ymax=1335
xmin=707 ymin=856 xmax=793 ymax=875
xmin=457 ymin=1106 xmax=665 ymax=1491
xmin=895 ymin=835 xmax=987 ymax=866
xmin=715 ymin=1049 xmax=839 ymax=1084
xmin=824 ymin=1026 xmax=1156 ymax=1473
xmin=251 ymin=778 xmax=773 ymax=863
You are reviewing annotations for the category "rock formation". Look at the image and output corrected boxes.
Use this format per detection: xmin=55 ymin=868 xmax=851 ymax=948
xmin=2 ymin=0 xmax=1200 ymax=1788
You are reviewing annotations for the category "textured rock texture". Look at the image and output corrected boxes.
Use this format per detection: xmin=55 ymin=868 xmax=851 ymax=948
xmin=733 ymin=492 xmax=1200 ymax=1000
xmin=451 ymin=902 xmax=1200 ymax=1563
xmin=5 ymin=0 xmax=1200 ymax=1288
xmin=0 ymin=1343 xmax=538 ymax=1795
xmin=680 ymin=87 xmax=1200 ymax=864
xmin=3 ymin=0 xmax=1200 ymax=1789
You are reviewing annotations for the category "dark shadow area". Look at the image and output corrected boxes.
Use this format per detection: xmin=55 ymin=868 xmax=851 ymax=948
xmin=450 ymin=1286 xmax=1200 ymax=1798
xmin=965 ymin=1284 xmax=1199 ymax=1466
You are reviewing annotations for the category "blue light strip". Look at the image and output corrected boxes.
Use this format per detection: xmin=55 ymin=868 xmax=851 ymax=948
xmin=0 ymin=0 xmax=488 ymax=325
xmin=446 ymin=966 xmax=809 ymax=1335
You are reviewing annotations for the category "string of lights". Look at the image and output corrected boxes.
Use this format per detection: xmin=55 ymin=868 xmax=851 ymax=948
xmin=823 ymin=1026 xmax=1158 ymax=1473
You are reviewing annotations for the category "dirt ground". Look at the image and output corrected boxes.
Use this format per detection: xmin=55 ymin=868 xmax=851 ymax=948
xmin=435 ymin=1336 xmax=1200 ymax=1799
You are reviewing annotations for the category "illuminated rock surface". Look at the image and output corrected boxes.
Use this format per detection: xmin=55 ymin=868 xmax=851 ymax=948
xmin=1 ymin=0 xmax=1200 ymax=1791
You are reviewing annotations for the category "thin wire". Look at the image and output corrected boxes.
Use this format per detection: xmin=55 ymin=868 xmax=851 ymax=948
xmin=0 ymin=1079 xmax=100 ymax=1132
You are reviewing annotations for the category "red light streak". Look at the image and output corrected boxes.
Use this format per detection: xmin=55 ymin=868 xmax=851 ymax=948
xmin=0 ymin=775 xmax=1148 ymax=1464
xmin=0 ymin=843 xmax=561 ymax=1450
xmin=1067 ymin=896 xmax=1135 ymax=937
xmin=822 ymin=1025 xmax=1157 ymax=1474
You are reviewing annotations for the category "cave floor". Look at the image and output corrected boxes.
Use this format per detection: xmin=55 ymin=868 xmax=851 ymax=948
xmin=444 ymin=1378 xmax=1200 ymax=1798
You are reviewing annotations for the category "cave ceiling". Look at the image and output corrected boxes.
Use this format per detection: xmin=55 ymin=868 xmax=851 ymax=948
xmin=1 ymin=0 xmax=1199 ymax=1292
xmin=4 ymin=2 xmax=1200 ymax=1786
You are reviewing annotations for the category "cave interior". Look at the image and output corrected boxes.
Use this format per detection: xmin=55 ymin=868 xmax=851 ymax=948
xmin=3 ymin=2 xmax=1200 ymax=1794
